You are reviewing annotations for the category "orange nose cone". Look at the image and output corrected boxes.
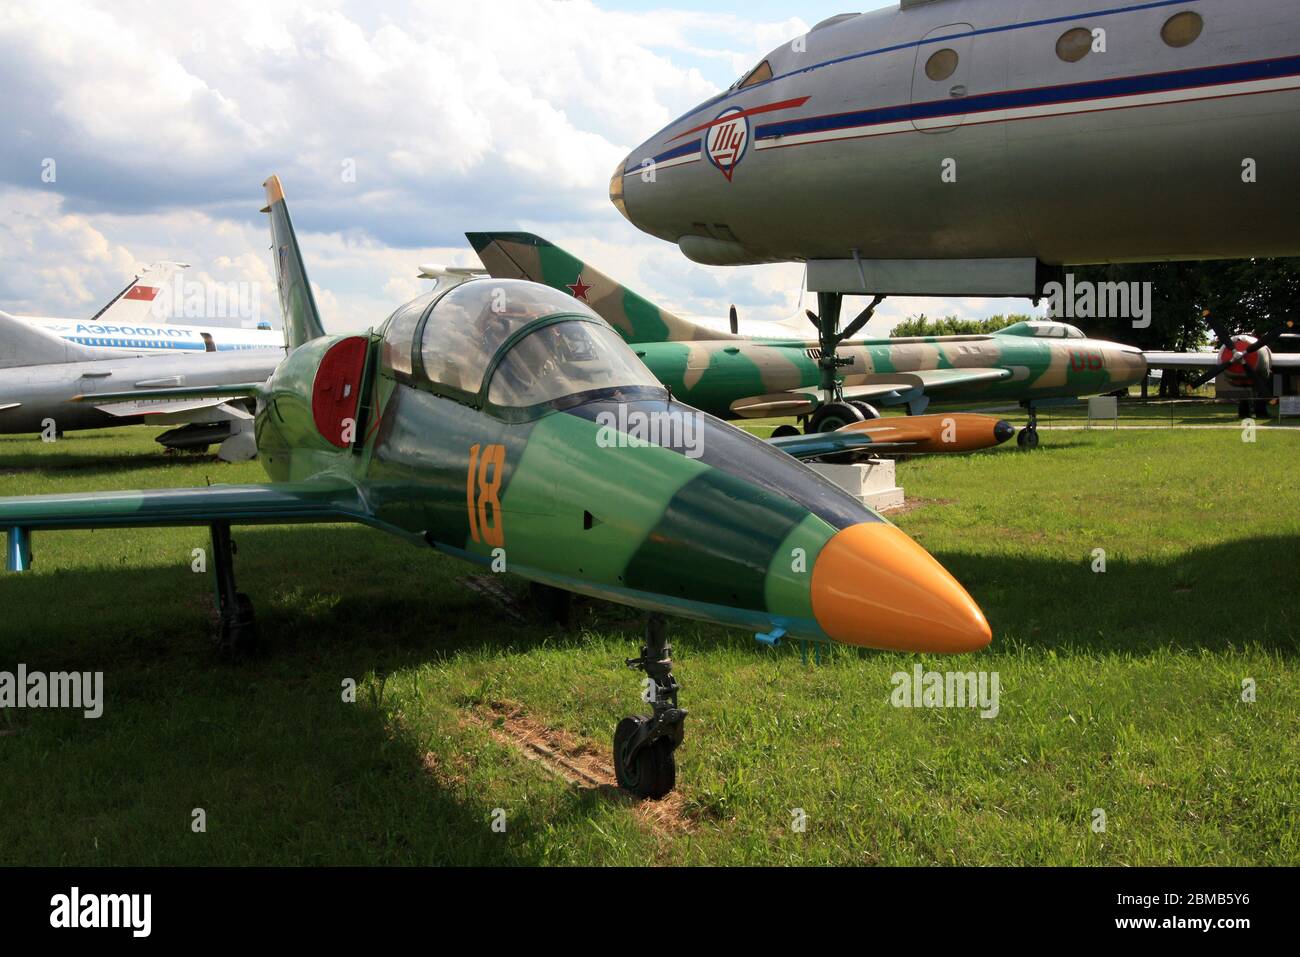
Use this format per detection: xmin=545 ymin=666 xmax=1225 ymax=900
xmin=811 ymin=523 xmax=991 ymax=653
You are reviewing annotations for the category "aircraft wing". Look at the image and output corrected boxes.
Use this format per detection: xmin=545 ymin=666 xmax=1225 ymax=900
xmin=75 ymin=383 xmax=265 ymax=405
xmin=847 ymin=367 xmax=1013 ymax=393
xmin=729 ymin=367 xmax=1012 ymax=417
xmin=767 ymin=431 xmax=908 ymax=460
xmin=1143 ymin=351 xmax=1220 ymax=369
xmin=1145 ymin=351 xmax=1300 ymax=369
xmin=0 ymin=481 xmax=372 ymax=536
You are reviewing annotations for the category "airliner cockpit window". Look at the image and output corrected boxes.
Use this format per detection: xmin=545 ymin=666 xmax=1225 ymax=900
xmin=488 ymin=321 xmax=662 ymax=410
xmin=417 ymin=279 xmax=598 ymax=396
xmin=734 ymin=59 xmax=773 ymax=90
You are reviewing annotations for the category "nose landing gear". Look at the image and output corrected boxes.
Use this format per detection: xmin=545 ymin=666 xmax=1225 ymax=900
xmin=614 ymin=614 xmax=686 ymax=799
xmin=1017 ymin=404 xmax=1040 ymax=450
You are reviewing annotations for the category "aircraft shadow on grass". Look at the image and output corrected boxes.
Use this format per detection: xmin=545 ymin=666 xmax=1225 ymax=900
xmin=1 ymin=525 xmax=1295 ymax=863
xmin=0 ymin=446 xmax=225 ymax=476
xmin=3 ymin=524 xmax=1296 ymax=660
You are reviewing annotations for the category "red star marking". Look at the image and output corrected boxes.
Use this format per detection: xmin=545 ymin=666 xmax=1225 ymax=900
xmin=566 ymin=276 xmax=592 ymax=301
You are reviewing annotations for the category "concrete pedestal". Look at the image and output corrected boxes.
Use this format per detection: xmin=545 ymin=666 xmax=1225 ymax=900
xmin=809 ymin=458 xmax=904 ymax=512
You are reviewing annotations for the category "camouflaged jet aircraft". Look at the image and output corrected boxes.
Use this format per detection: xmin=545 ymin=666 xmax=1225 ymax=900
xmin=0 ymin=176 xmax=991 ymax=799
xmin=469 ymin=232 xmax=1146 ymax=447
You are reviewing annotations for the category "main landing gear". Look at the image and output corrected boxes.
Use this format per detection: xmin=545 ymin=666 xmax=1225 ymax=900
xmin=614 ymin=614 xmax=686 ymax=800
xmin=210 ymin=522 xmax=258 ymax=656
xmin=802 ymin=290 xmax=887 ymax=435
xmin=809 ymin=401 xmax=863 ymax=433
xmin=1238 ymin=398 xmax=1270 ymax=420
xmin=1017 ymin=405 xmax=1041 ymax=450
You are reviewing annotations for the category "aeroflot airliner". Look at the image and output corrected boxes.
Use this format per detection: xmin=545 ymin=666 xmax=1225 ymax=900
xmin=1 ymin=262 xmax=282 ymax=362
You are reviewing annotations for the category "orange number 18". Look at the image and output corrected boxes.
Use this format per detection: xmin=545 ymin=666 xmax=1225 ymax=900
xmin=467 ymin=443 xmax=506 ymax=548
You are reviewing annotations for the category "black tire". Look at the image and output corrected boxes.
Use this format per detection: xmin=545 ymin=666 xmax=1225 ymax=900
xmin=1016 ymin=427 xmax=1039 ymax=450
xmin=613 ymin=716 xmax=676 ymax=799
xmin=808 ymin=401 xmax=866 ymax=434
xmin=848 ymin=401 xmax=881 ymax=420
xmin=770 ymin=424 xmax=801 ymax=438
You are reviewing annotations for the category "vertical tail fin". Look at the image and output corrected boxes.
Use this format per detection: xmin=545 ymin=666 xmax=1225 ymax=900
xmin=465 ymin=231 xmax=736 ymax=344
xmin=88 ymin=261 xmax=190 ymax=325
xmin=262 ymin=175 xmax=326 ymax=349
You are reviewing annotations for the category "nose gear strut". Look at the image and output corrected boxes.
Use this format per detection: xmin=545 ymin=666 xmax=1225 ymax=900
xmin=613 ymin=614 xmax=686 ymax=799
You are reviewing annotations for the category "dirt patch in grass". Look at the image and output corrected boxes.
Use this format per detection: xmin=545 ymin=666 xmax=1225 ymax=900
xmin=885 ymin=496 xmax=954 ymax=518
xmin=467 ymin=700 xmax=693 ymax=835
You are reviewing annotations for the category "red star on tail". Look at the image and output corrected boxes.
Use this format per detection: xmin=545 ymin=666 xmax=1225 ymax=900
xmin=566 ymin=276 xmax=592 ymax=301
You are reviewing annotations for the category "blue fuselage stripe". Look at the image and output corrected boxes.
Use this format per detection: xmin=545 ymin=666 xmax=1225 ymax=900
xmin=756 ymin=54 xmax=1300 ymax=140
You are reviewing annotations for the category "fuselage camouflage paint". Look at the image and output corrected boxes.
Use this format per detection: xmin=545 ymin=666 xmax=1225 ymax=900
xmin=468 ymin=232 xmax=1147 ymax=420
xmin=636 ymin=328 xmax=1147 ymax=419
xmin=254 ymin=282 xmax=880 ymax=641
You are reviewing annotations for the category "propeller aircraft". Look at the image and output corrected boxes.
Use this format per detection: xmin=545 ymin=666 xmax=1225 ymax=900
xmin=1145 ymin=316 xmax=1299 ymax=417
xmin=0 ymin=176 xmax=992 ymax=799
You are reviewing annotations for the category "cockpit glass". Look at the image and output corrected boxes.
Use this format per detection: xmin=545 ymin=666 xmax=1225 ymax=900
xmin=733 ymin=59 xmax=773 ymax=90
xmin=488 ymin=321 xmax=662 ymax=409
xmin=416 ymin=279 xmax=597 ymax=395
xmin=381 ymin=290 xmax=439 ymax=379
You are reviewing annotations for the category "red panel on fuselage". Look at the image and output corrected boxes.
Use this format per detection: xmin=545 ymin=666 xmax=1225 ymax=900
xmin=312 ymin=336 xmax=368 ymax=447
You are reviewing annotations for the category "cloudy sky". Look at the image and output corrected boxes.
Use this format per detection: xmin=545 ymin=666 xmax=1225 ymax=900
xmin=0 ymin=0 xmax=1040 ymax=334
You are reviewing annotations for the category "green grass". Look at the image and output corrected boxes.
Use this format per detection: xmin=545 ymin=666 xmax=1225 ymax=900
xmin=0 ymin=423 xmax=1296 ymax=865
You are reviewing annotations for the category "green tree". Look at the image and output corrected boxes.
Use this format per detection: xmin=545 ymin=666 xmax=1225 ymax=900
xmin=1069 ymin=258 xmax=1300 ymax=396
xmin=890 ymin=313 xmax=1028 ymax=337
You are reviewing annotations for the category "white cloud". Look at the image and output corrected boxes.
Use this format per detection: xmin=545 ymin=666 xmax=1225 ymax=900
xmin=0 ymin=1 xmax=1030 ymax=335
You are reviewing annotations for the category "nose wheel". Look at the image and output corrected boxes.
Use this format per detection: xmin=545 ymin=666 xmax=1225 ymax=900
xmin=614 ymin=614 xmax=685 ymax=800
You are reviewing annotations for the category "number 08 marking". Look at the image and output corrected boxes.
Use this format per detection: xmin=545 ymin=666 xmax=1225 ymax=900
xmin=467 ymin=443 xmax=506 ymax=548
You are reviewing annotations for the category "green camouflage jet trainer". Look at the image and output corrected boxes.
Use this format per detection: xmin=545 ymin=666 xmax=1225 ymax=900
xmin=0 ymin=177 xmax=990 ymax=799
xmin=468 ymin=232 xmax=1149 ymax=448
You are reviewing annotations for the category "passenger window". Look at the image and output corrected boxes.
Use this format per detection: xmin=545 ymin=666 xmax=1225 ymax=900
xmin=925 ymin=48 xmax=959 ymax=81
xmin=1055 ymin=27 xmax=1093 ymax=63
xmin=1161 ymin=11 xmax=1203 ymax=48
